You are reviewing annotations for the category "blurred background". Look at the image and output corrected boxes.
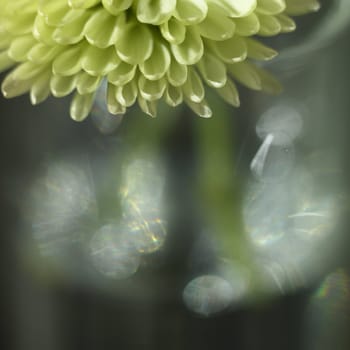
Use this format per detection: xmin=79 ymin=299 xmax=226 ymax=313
xmin=1 ymin=1 xmax=350 ymax=349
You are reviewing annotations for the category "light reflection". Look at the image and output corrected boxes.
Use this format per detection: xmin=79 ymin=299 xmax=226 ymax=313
xmin=245 ymin=99 xmax=343 ymax=293
xmin=89 ymin=224 xmax=140 ymax=279
xmin=121 ymin=159 xmax=167 ymax=254
xmin=304 ymin=269 xmax=350 ymax=350
xmin=28 ymin=158 xmax=97 ymax=259
xmin=244 ymin=161 xmax=340 ymax=292
xmin=256 ymin=103 xmax=304 ymax=146
xmin=315 ymin=270 xmax=350 ymax=300
xmin=250 ymin=133 xmax=274 ymax=178
xmin=183 ymin=275 xmax=235 ymax=316
xmin=90 ymin=80 xmax=124 ymax=135
xmin=251 ymin=102 xmax=303 ymax=182
xmin=26 ymin=155 xmax=167 ymax=280
xmin=127 ymin=218 xmax=167 ymax=254
xmin=183 ymin=262 xmax=249 ymax=315
xmin=250 ymin=142 xmax=295 ymax=183
xmin=243 ymin=167 xmax=339 ymax=292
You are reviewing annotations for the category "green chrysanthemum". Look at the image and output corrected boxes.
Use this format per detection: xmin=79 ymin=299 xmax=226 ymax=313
xmin=0 ymin=0 xmax=320 ymax=120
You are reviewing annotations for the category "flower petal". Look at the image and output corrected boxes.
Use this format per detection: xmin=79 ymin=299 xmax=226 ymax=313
xmin=107 ymin=83 xmax=126 ymax=114
xmin=68 ymin=0 xmax=100 ymax=9
xmin=52 ymin=44 xmax=83 ymax=76
xmin=139 ymin=41 xmax=171 ymax=80
xmin=228 ymin=61 xmax=262 ymax=90
xmin=182 ymin=68 xmax=205 ymax=103
xmin=30 ymin=69 xmax=51 ymax=105
xmin=197 ymin=4 xmax=235 ymax=41
xmin=175 ymin=0 xmax=208 ymax=25
xmin=108 ymin=62 xmax=136 ymax=86
xmin=84 ymin=9 xmax=125 ymax=48
xmin=185 ymin=98 xmax=212 ymax=118
xmin=245 ymin=38 xmax=277 ymax=60
xmin=137 ymin=0 xmax=176 ymax=25
xmin=53 ymin=11 xmax=89 ymax=44
xmin=76 ymin=72 xmax=102 ymax=94
xmin=167 ymin=58 xmax=188 ymax=87
xmin=171 ymin=27 xmax=203 ymax=65
xmin=257 ymin=0 xmax=286 ymax=15
xmin=50 ymin=74 xmax=76 ymax=97
xmin=116 ymin=80 xmax=138 ymax=107
xmin=28 ymin=44 xmax=63 ymax=64
xmin=160 ymin=18 xmax=186 ymax=45
xmin=257 ymin=14 xmax=282 ymax=36
xmin=116 ymin=22 xmax=154 ymax=65
xmin=197 ymin=53 xmax=227 ymax=88
xmin=234 ymin=13 xmax=260 ymax=36
xmin=138 ymin=76 xmax=166 ymax=101
xmin=165 ymin=84 xmax=183 ymax=107
xmin=138 ymin=96 xmax=158 ymax=117
xmin=102 ymin=0 xmax=133 ymax=16
xmin=0 ymin=52 xmax=15 ymax=73
xmin=209 ymin=0 xmax=257 ymax=17
xmin=33 ymin=14 xmax=56 ymax=45
xmin=276 ymin=14 xmax=296 ymax=32
xmin=8 ymin=34 xmax=37 ymax=61
xmin=216 ymin=79 xmax=240 ymax=107
xmin=285 ymin=0 xmax=320 ymax=15
xmin=81 ymin=45 xmax=120 ymax=76
xmin=211 ymin=36 xmax=247 ymax=63
xmin=2 ymin=72 xmax=33 ymax=98
xmin=70 ymin=91 xmax=95 ymax=121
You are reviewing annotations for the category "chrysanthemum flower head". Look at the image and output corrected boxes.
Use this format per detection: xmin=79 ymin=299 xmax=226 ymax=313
xmin=0 ymin=0 xmax=320 ymax=120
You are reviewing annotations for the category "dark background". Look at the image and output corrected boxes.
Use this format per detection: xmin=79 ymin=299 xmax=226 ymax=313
xmin=1 ymin=3 xmax=350 ymax=349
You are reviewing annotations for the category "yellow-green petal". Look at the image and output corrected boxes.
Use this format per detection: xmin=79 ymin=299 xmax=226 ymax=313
xmin=137 ymin=0 xmax=176 ymax=25
xmin=182 ymin=68 xmax=205 ymax=103
xmin=257 ymin=0 xmax=286 ymax=15
xmin=0 ymin=52 xmax=15 ymax=73
xmin=116 ymin=22 xmax=154 ymax=65
xmin=108 ymin=62 xmax=136 ymax=86
xmin=70 ymin=91 xmax=95 ymax=121
xmin=139 ymin=41 xmax=171 ymax=81
xmin=116 ymin=80 xmax=138 ymax=107
xmin=81 ymin=45 xmax=119 ymax=76
xmin=171 ymin=27 xmax=203 ymax=65
xmin=107 ymin=83 xmax=126 ymax=114
xmin=175 ymin=0 xmax=208 ymax=25
xmin=84 ymin=9 xmax=125 ymax=48
xmin=50 ymin=74 xmax=76 ymax=97
xmin=216 ymin=78 xmax=240 ymax=107
xmin=185 ymin=98 xmax=212 ymax=118
xmin=276 ymin=14 xmax=296 ymax=32
xmin=257 ymin=13 xmax=282 ymax=36
xmin=245 ymin=38 xmax=278 ymax=60
xmin=197 ymin=53 xmax=227 ymax=88
xmin=7 ymin=35 xmax=37 ymax=61
xmin=138 ymin=95 xmax=157 ymax=117
xmin=76 ymin=72 xmax=102 ymax=94
xmin=211 ymin=36 xmax=247 ymax=63
xmin=52 ymin=44 xmax=83 ymax=76
xmin=234 ymin=13 xmax=260 ymax=36
xmin=165 ymin=84 xmax=183 ymax=107
xmin=160 ymin=18 xmax=186 ymax=45
xmin=69 ymin=0 xmax=100 ymax=9
xmin=228 ymin=61 xmax=262 ymax=90
xmin=197 ymin=4 xmax=235 ymax=41
xmin=138 ymin=75 xmax=166 ymax=101
xmin=167 ymin=58 xmax=188 ymax=87
xmin=209 ymin=0 xmax=257 ymax=17
xmin=30 ymin=69 xmax=51 ymax=105
xmin=102 ymin=0 xmax=132 ymax=16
